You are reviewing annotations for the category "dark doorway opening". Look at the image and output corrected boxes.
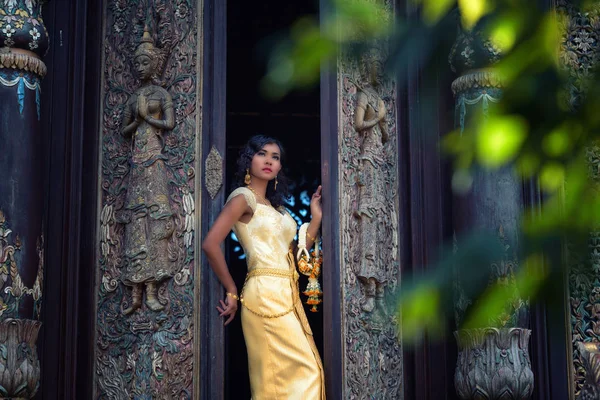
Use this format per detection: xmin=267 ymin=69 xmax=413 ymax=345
xmin=225 ymin=1 xmax=322 ymax=399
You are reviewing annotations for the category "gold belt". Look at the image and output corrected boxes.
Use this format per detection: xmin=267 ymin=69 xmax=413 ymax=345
xmin=240 ymin=268 xmax=295 ymax=318
xmin=246 ymin=268 xmax=294 ymax=279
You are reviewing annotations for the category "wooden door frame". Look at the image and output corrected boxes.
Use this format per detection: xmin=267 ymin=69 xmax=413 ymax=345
xmin=319 ymin=2 xmax=343 ymax=399
xmin=200 ymin=1 xmax=342 ymax=398
xmin=39 ymin=0 xmax=102 ymax=397
xmin=200 ymin=0 xmax=228 ymax=398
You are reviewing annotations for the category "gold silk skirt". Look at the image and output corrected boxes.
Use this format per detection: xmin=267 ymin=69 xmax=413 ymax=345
xmin=240 ymin=251 xmax=325 ymax=400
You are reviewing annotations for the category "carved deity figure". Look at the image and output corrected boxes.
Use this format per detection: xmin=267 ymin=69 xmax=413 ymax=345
xmin=354 ymin=49 xmax=390 ymax=314
xmin=120 ymin=28 xmax=176 ymax=315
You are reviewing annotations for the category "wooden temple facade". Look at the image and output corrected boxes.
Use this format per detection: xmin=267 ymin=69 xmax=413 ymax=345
xmin=0 ymin=0 xmax=594 ymax=399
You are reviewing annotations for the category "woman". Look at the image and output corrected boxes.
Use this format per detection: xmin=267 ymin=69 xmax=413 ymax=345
xmin=202 ymin=135 xmax=325 ymax=399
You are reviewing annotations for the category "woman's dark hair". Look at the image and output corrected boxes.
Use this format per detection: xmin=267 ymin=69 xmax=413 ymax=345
xmin=234 ymin=135 xmax=291 ymax=208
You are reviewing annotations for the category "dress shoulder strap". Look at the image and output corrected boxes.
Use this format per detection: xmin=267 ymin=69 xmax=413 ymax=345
xmin=226 ymin=187 xmax=257 ymax=213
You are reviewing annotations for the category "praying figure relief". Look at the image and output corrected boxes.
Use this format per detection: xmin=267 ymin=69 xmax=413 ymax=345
xmin=354 ymin=49 xmax=390 ymax=315
xmin=120 ymin=28 xmax=176 ymax=315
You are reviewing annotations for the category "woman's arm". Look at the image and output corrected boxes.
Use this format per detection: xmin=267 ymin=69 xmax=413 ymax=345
xmin=201 ymin=195 xmax=251 ymax=325
xmin=305 ymin=220 xmax=321 ymax=249
xmin=306 ymin=185 xmax=322 ymax=248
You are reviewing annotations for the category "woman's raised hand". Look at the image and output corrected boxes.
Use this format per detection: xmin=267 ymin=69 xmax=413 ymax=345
xmin=217 ymin=295 xmax=238 ymax=326
xmin=310 ymin=185 xmax=323 ymax=222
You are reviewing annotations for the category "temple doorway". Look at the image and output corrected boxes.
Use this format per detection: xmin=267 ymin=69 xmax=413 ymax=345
xmin=224 ymin=1 xmax=322 ymax=398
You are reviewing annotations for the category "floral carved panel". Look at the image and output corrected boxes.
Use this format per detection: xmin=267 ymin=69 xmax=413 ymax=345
xmin=95 ymin=1 xmax=199 ymax=398
xmin=556 ymin=1 xmax=600 ymax=397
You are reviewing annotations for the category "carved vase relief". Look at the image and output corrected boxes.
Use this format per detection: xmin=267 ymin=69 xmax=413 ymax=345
xmin=557 ymin=1 xmax=600 ymax=397
xmin=455 ymin=328 xmax=534 ymax=399
xmin=339 ymin=1 xmax=402 ymax=397
xmin=0 ymin=212 xmax=43 ymax=399
xmin=95 ymin=1 xmax=198 ymax=398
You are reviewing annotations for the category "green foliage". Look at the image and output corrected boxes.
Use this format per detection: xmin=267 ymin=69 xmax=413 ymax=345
xmin=262 ymin=0 xmax=393 ymax=99
xmin=264 ymin=0 xmax=600 ymax=344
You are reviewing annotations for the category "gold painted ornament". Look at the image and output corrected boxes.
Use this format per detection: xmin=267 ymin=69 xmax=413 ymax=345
xmin=297 ymin=223 xmax=322 ymax=312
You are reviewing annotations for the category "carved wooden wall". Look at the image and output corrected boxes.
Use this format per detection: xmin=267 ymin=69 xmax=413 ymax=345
xmin=337 ymin=1 xmax=403 ymax=397
xmin=558 ymin=1 xmax=600 ymax=397
xmin=94 ymin=1 xmax=201 ymax=398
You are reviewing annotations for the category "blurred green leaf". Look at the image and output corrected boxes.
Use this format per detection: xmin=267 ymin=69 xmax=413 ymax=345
xmin=399 ymin=284 xmax=443 ymax=344
xmin=514 ymin=152 xmax=540 ymax=179
xmin=413 ymin=0 xmax=456 ymax=25
xmin=487 ymin=11 xmax=524 ymax=52
xmin=331 ymin=0 xmax=394 ymax=40
xmin=539 ymin=162 xmax=565 ymax=192
xmin=542 ymin=124 xmax=571 ymax=157
xmin=462 ymin=253 xmax=547 ymax=330
xmin=458 ymin=0 xmax=492 ymax=30
xmin=476 ymin=114 xmax=528 ymax=167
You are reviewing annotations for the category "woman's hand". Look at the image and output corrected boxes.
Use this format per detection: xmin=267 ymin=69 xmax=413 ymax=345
xmin=310 ymin=185 xmax=323 ymax=222
xmin=138 ymin=95 xmax=149 ymax=119
xmin=216 ymin=295 xmax=238 ymax=326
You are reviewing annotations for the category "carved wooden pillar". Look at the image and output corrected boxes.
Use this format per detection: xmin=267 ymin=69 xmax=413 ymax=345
xmin=335 ymin=2 xmax=403 ymax=397
xmin=560 ymin=1 xmax=600 ymax=397
xmin=0 ymin=0 xmax=48 ymax=398
xmin=94 ymin=1 xmax=201 ymax=398
xmin=449 ymin=23 xmax=534 ymax=400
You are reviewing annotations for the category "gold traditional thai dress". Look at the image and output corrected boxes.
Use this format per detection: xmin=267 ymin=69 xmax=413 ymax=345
xmin=227 ymin=187 xmax=325 ymax=400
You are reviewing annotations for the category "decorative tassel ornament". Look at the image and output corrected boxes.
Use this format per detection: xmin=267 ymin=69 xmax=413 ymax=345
xmin=244 ymin=168 xmax=251 ymax=185
xmin=297 ymin=223 xmax=323 ymax=312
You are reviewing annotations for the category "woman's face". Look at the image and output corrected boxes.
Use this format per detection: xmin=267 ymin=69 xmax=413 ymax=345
xmin=134 ymin=54 xmax=153 ymax=81
xmin=249 ymin=143 xmax=282 ymax=182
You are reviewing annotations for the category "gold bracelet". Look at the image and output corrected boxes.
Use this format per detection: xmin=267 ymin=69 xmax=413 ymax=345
xmin=306 ymin=230 xmax=317 ymax=242
xmin=226 ymin=292 xmax=239 ymax=301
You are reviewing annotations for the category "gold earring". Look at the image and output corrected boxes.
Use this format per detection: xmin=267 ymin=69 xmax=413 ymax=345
xmin=274 ymin=176 xmax=278 ymax=191
xmin=244 ymin=168 xmax=251 ymax=185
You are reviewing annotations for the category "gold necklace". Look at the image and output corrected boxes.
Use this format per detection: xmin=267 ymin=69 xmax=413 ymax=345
xmin=246 ymin=185 xmax=271 ymax=206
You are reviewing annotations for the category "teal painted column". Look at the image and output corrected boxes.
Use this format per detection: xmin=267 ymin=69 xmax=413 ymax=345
xmin=449 ymin=21 xmax=534 ymax=400
xmin=0 ymin=0 xmax=48 ymax=397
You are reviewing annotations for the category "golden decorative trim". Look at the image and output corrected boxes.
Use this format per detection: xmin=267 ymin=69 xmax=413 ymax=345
xmin=451 ymin=70 xmax=504 ymax=95
xmin=246 ymin=268 xmax=293 ymax=279
xmin=239 ymin=267 xmax=296 ymax=318
xmin=0 ymin=49 xmax=47 ymax=78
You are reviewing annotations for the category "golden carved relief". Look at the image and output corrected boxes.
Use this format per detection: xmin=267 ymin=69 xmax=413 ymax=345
xmin=118 ymin=28 xmax=177 ymax=315
xmin=0 ymin=210 xmax=43 ymax=318
xmin=353 ymin=47 xmax=396 ymax=316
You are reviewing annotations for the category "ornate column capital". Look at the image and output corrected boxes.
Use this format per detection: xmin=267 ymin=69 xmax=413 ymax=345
xmin=455 ymin=328 xmax=534 ymax=399
xmin=0 ymin=0 xmax=49 ymax=78
xmin=451 ymin=69 xmax=504 ymax=96
xmin=0 ymin=48 xmax=46 ymax=77
xmin=0 ymin=318 xmax=42 ymax=398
